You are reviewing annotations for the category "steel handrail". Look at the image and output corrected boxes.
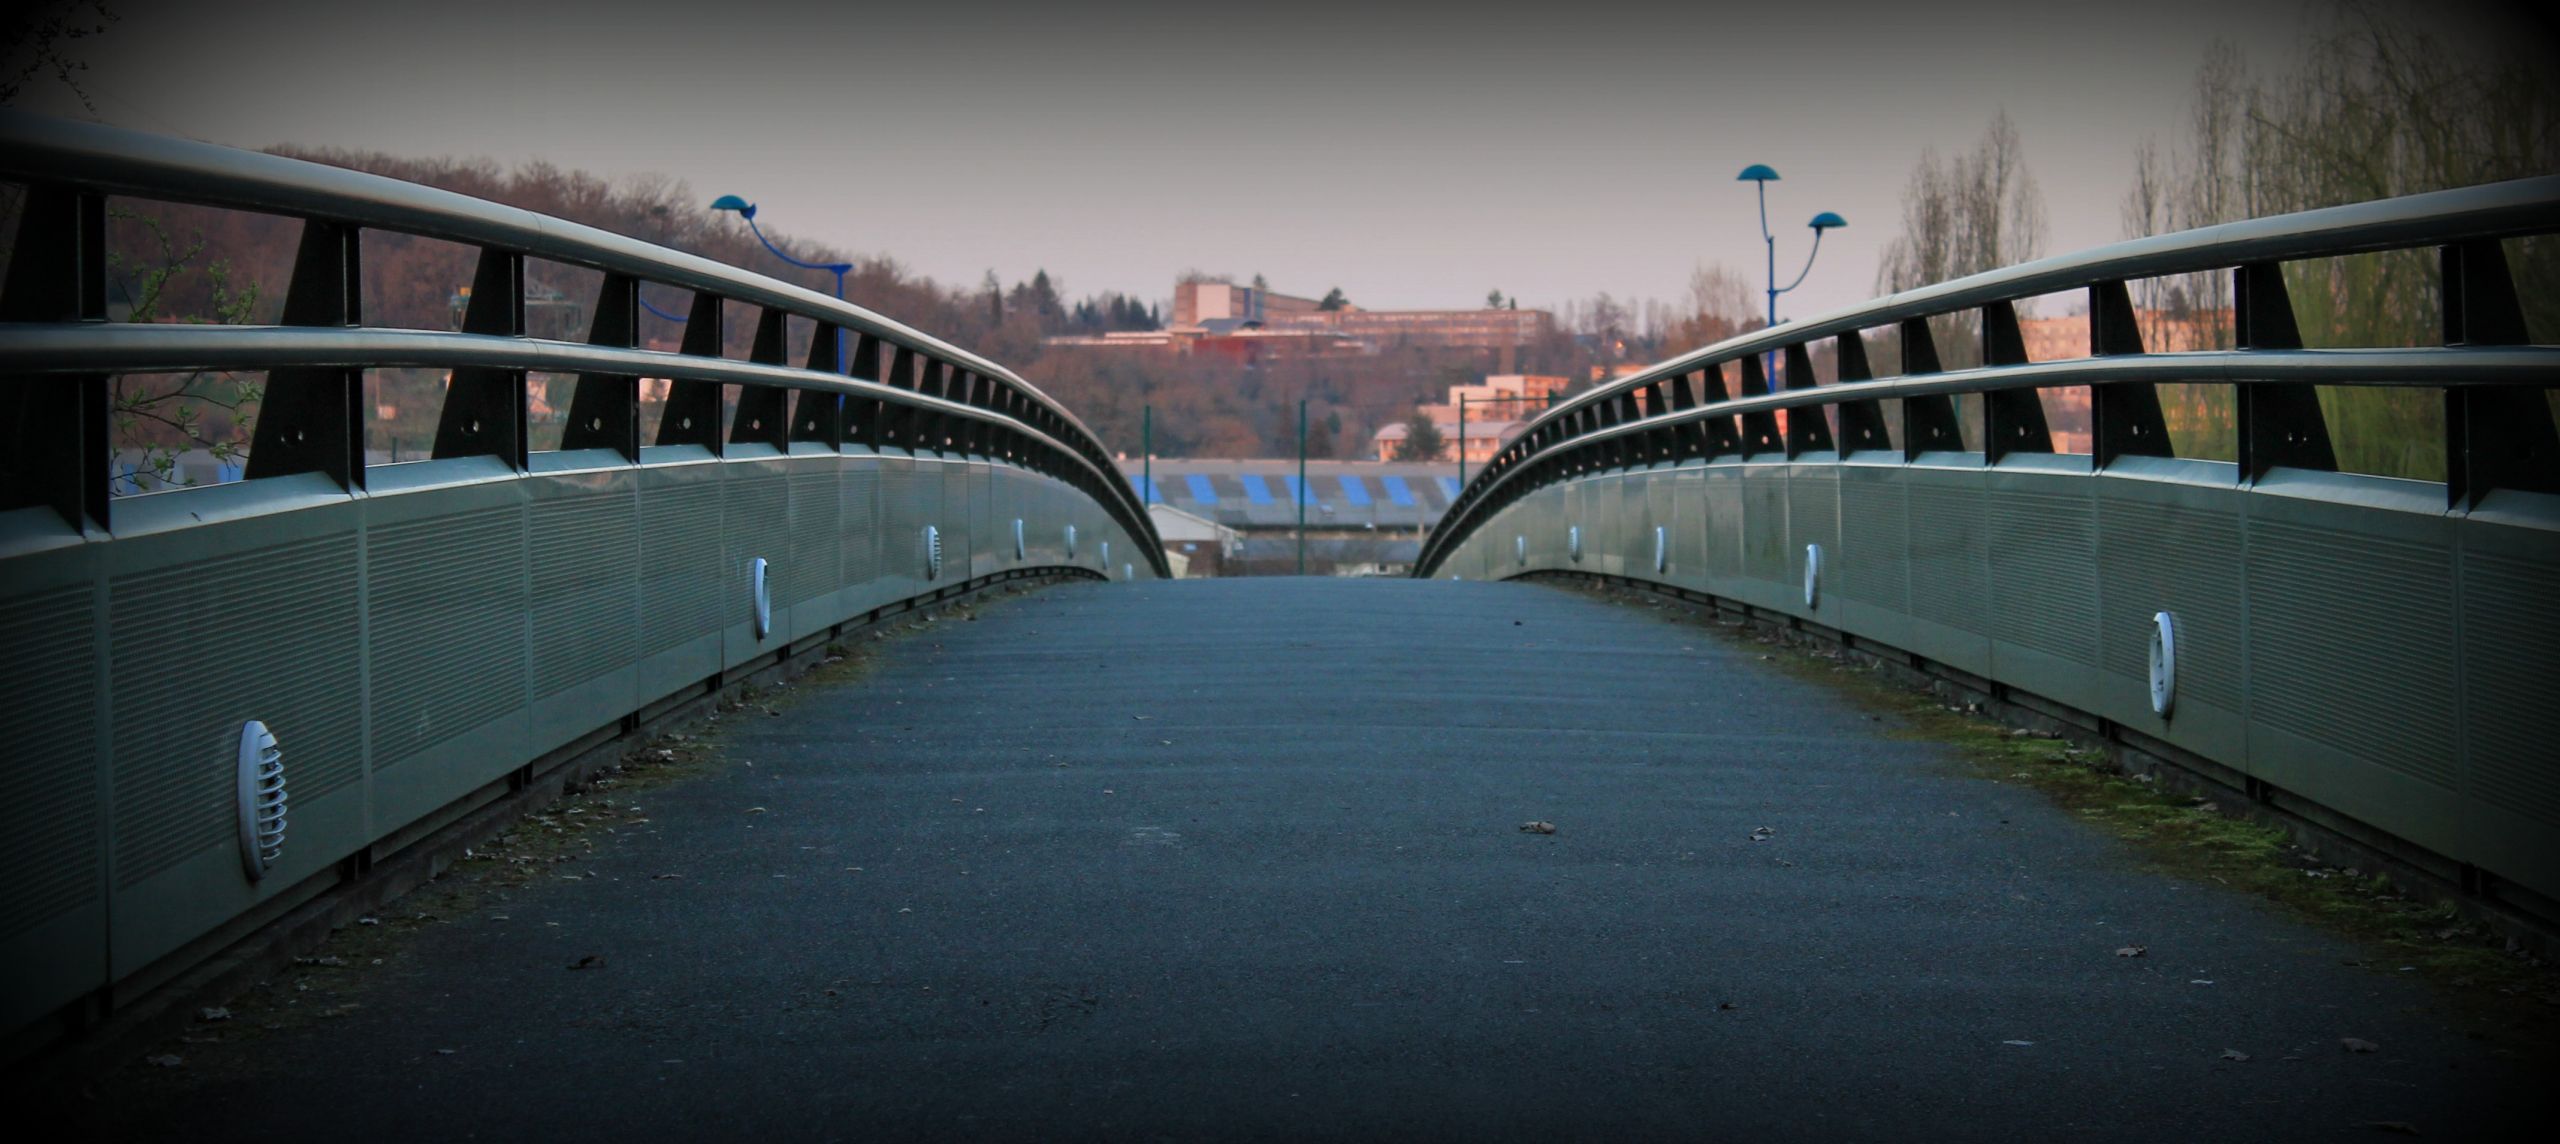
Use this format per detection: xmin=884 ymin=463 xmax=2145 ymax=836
xmin=0 ymin=321 xmax=1133 ymax=495
xmin=0 ymin=111 xmax=1164 ymax=569
xmin=1524 ymin=175 xmax=2560 ymax=434
xmin=1422 ymin=178 xmax=2560 ymax=573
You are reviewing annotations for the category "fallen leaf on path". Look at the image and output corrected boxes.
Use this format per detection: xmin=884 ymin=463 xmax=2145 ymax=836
xmin=2002 ymin=1040 xmax=2034 ymax=1047
xmin=569 ymin=954 xmax=606 ymax=971
xmin=146 ymin=1054 xmax=184 ymax=1068
xmin=1519 ymin=821 xmax=1557 ymax=835
xmin=1749 ymin=826 xmax=1776 ymax=842
xmin=745 ymin=807 xmax=768 ymax=814
xmin=2357 ymin=1123 xmax=2420 ymax=1136
xmin=198 ymin=1007 xmax=231 ymax=1022
xmin=653 ymin=873 xmax=684 ymax=880
xmin=2115 ymin=946 xmax=2148 ymax=958
xmin=2342 ymin=1037 xmax=2380 ymax=1053
xmin=2221 ymin=1049 xmax=2251 ymax=1062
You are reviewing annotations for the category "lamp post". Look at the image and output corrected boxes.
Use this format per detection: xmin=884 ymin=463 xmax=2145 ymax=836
xmin=1736 ymin=165 xmax=1845 ymax=384
xmin=711 ymin=194 xmax=853 ymax=372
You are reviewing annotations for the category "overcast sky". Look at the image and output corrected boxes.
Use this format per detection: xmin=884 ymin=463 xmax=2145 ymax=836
xmin=22 ymin=0 xmax=2544 ymax=321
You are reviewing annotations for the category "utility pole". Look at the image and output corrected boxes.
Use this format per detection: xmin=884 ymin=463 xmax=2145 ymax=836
xmin=1142 ymin=404 xmax=1152 ymax=509
xmin=1457 ymin=394 xmax=1467 ymax=489
xmin=1296 ymin=399 xmax=1308 ymax=576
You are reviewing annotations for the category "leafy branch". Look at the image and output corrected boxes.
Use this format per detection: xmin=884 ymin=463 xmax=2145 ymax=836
xmin=107 ymin=207 xmax=264 ymax=493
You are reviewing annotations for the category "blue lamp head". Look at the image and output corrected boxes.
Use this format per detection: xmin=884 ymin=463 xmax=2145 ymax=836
xmin=1809 ymin=211 xmax=1847 ymax=231
xmin=1737 ymin=163 xmax=1780 ymax=182
xmin=710 ymin=194 xmax=756 ymax=220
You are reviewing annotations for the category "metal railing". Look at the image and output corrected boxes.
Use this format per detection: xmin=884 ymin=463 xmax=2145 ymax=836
xmin=0 ymin=110 xmax=1164 ymax=572
xmin=0 ymin=112 xmax=1164 ymax=1043
xmin=1411 ymin=176 xmax=2560 ymax=919
xmin=1419 ymin=175 xmax=2560 ymax=574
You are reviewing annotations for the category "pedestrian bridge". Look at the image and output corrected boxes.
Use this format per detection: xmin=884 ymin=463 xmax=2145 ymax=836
xmin=1 ymin=113 xmax=2555 ymax=1135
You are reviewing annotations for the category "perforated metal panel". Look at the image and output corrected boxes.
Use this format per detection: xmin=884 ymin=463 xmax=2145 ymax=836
xmin=368 ymin=508 xmax=526 ymax=771
xmin=2097 ymin=498 xmax=2241 ymax=711
xmin=1906 ymin=481 xmax=1987 ymax=634
xmin=530 ymin=490 xmax=639 ymax=699
xmin=640 ymin=481 xmax=724 ymax=655
xmin=1987 ymin=487 xmax=2098 ymax=665
xmin=2463 ymin=550 xmax=2560 ymax=828
xmin=0 ymin=584 xmax=98 ymax=936
xmin=1741 ymin=472 xmax=1788 ymax=584
xmin=783 ymin=468 xmax=839 ymax=605
xmin=1835 ymin=472 xmax=1907 ymax=609
xmin=2250 ymin=520 xmax=2458 ymax=789
xmin=110 ymin=534 xmax=361 ymax=887
xmin=840 ymin=464 xmax=881 ymax=589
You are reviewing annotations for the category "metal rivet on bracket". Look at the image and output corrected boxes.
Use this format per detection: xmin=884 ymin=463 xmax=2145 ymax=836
xmin=1516 ymin=535 xmax=1528 ymax=567
xmin=1568 ymin=525 xmax=1582 ymax=563
xmin=1013 ymin=518 xmax=1026 ymax=561
xmin=1803 ymin=543 xmax=1823 ymax=609
xmin=1654 ymin=525 xmax=1669 ymax=574
xmin=1065 ymin=524 xmax=1078 ymax=559
xmin=924 ymin=526 xmax=943 ymax=580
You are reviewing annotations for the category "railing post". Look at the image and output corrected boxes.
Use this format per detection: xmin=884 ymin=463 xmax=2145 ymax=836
xmin=2442 ymin=239 xmax=2556 ymax=507
xmin=1899 ymin=317 xmax=1963 ymax=459
xmin=1782 ymin=342 xmax=1834 ymax=457
xmin=1737 ymin=353 xmax=1782 ymax=457
xmin=791 ymin=322 xmax=844 ymax=450
xmin=847 ymin=333 xmax=884 ymax=449
xmin=1698 ymin=363 xmax=1741 ymax=457
xmin=728 ymin=307 xmax=791 ymax=450
xmin=432 ymin=248 xmax=528 ymax=467
xmin=2233 ymin=262 xmax=2334 ymax=481
xmin=2090 ymin=280 xmax=2171 ymax=467
xmin=0 ymin=184 xmax=110 ymax=529
xmin=248 ymin=219 xmax=366 ymax=487
xmin=655 ymin=292 xmax=726 ymax=452
xmin=1833 ymin=332 xmax=1890 ymax=457
xmin=561 ymin=272 xmax=640 ymax=459
xmin=1981 ymin=300 xmax=2050 ymax=463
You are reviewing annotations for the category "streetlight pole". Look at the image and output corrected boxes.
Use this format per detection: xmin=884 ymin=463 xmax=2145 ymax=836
xmin=1142 ymin=404 xmax=1153 ymax=510
xmin=711 ymin=195 xmax=854 ymax=373
xmin=1735 ymin=165 xmax=1845 ymax=385
xmin=1457 ymin=394 xmax=1467 ymax=488
xmin=1296 ymin=399 xmax=1308 ymax=577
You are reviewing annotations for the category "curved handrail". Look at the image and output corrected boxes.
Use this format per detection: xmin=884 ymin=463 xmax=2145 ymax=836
xmin=0 ymin=111 xmax=1166 ymax=571
xmin=1419 ymin=176 xmax=2560 ymax=575
xmin=1527 ymin=175 xmax=2560 ymax=434
xmin=0 ymin=321 xmax=1134 ymax=499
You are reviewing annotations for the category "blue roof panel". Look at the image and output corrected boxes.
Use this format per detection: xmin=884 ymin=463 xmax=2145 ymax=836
xmin=1436 ymin=477 xmax=1462 ymax=501
xmin=1338 ymin=475 xmax=1371 ymax=506
xmin=1185 ymin=474 xmax=1218 ymax=504
xmin=1381 ymin=476 xmax=1416 ymax=507
xmin=1240 ymin=474 xmax=1275 ymax=505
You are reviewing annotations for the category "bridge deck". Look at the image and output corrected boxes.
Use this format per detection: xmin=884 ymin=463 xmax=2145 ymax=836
xmin=105 ymin=579 xmax=2525 ymax=1139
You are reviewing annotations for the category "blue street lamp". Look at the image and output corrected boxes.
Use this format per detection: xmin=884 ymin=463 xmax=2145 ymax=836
xmin=713 ymin=194 xmax=853 ymax=371
xmin=1737 ymin=165 xmax=1844 ymax=383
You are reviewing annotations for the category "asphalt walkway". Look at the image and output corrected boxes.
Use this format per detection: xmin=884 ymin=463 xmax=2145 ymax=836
xmin=110 ymin=578 xmax=2534 ymax=1141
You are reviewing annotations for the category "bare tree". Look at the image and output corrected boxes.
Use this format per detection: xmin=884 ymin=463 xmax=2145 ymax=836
xmin=1877 ymin=110 xmax=2049 ymax=369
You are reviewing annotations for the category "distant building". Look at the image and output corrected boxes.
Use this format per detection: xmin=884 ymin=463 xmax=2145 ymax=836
xmin=1372 ymin=418 xmax=1519 ymax=463
xmin=2017 ymin=308 xmax=2230 ymax=361
xmin=1119 ymin=458 xmax=1468 ymax=576
xmin=1370 ymin=374 xmax=1567 ymax=462
xmin=1055 ymin=277 xmax=1556 ymax=367
xmin=1172 ymin=280 xmax=1324 ymax=327
xmin=1148 ymin=503 xmax=1242 ymax=578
